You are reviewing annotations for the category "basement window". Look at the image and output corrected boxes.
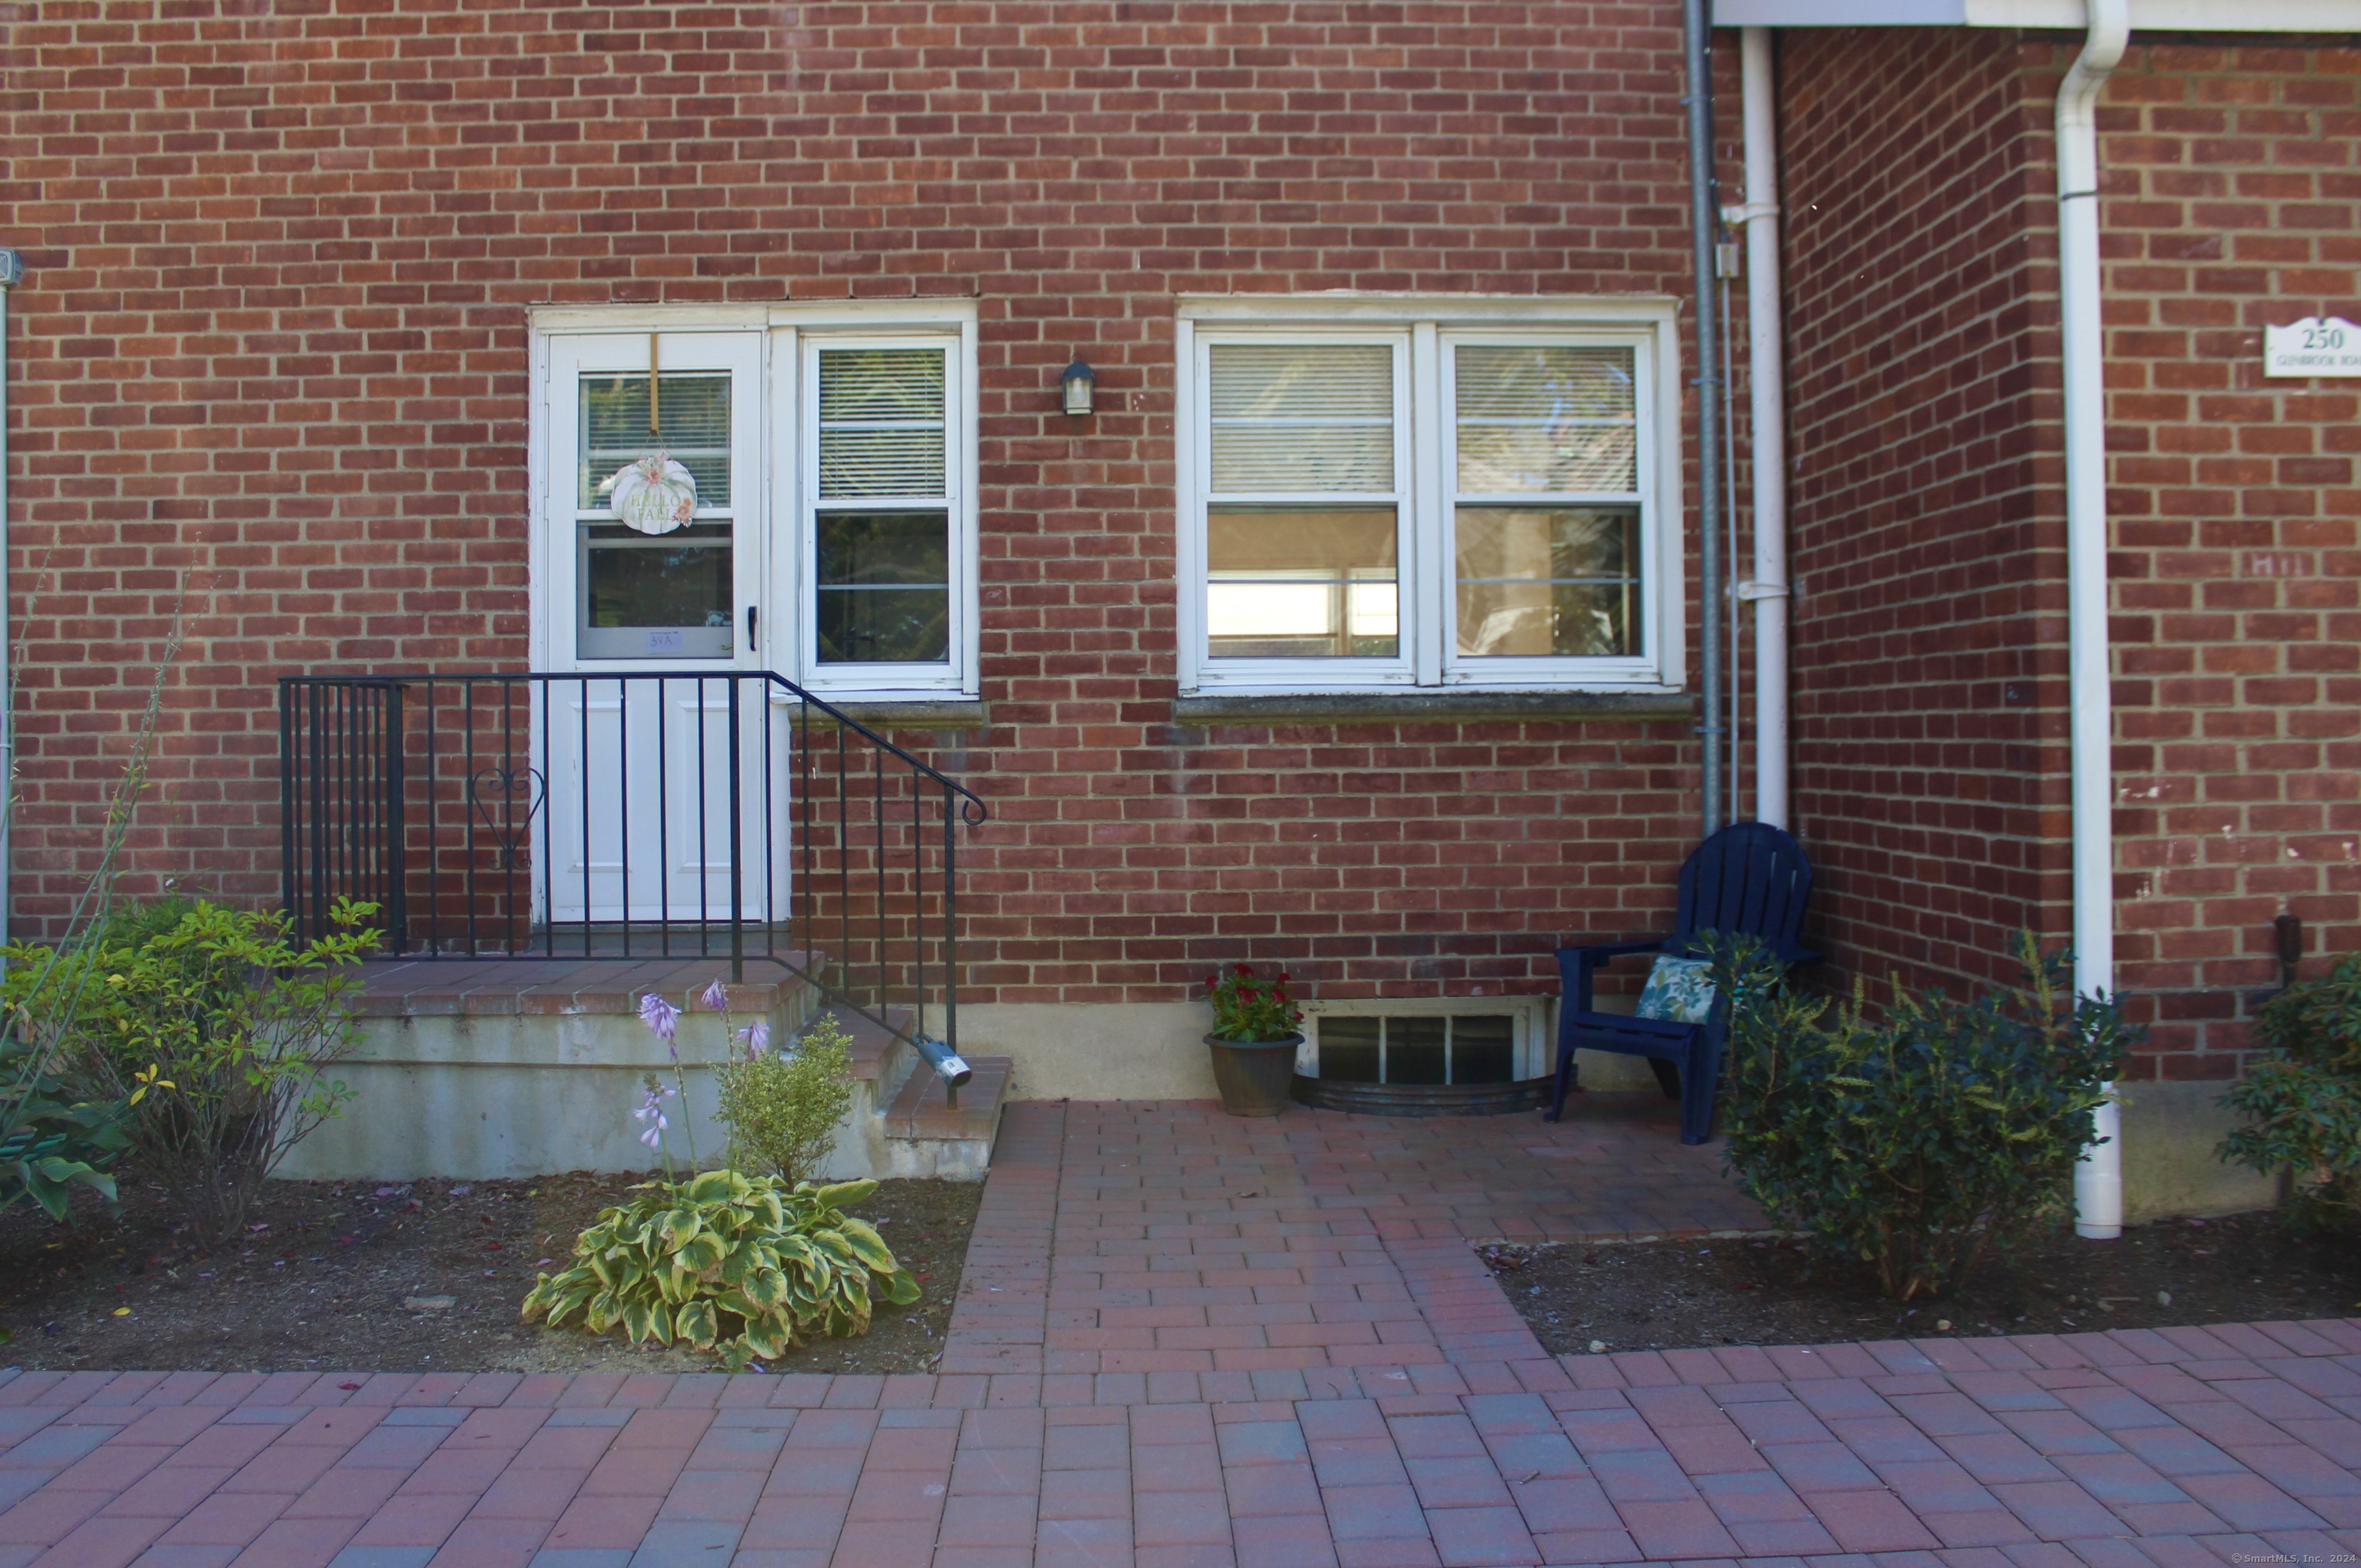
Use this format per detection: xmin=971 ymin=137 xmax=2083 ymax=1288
xmin=1301 ymin=995 xmax=1549 ymax=1084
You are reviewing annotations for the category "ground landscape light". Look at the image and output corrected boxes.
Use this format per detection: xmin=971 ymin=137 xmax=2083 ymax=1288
xmin=1061 ymin=357 xmax=1094 ymax=416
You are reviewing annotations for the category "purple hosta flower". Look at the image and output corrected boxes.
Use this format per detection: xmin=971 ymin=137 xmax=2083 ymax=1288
xmin=736 ymin=1019 xmax=771 ymax=1056
xmin=698 ymin=978 xmax=730 ymax=1013
xmin=633 ymin=1081 xmax=676 ymax=1150
xmin=639 ymin=992 xmax=681 ymax=1045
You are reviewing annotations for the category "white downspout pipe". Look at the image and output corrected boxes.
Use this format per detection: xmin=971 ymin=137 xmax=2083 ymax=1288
xmin=1734 ymin=28 xmax=1790 ymax=830
xmin=2059 ymin=0 xmax=2129 ymax=1240
xmin=0 ymin=248 xmax=19 ymax=961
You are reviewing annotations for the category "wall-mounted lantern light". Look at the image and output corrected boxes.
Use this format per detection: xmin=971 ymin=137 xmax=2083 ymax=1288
xmin=1060 ymin=357 xmax=1094 ymax=417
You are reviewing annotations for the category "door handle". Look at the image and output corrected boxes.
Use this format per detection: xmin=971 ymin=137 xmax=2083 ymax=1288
xmin=745 ymin=605 xmax=758 ymax=649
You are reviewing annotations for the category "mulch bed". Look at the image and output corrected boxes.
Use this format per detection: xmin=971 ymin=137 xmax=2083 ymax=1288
xmin=1483 ymin=1208 xmax=2357 ymax=1354
xmin=0 ymin=1171 xmax=980 ymax=1376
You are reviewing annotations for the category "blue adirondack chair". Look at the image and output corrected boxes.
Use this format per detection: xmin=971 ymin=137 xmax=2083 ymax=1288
xmin=1545 ymin=822 xmax=1819 ymax=1144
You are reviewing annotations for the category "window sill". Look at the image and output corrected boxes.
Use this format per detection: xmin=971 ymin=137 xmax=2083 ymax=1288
xmin=798 ymin=697 xmax=990 ymax=730
xmin=1171 ymin=689 xmax=1694 ymax=725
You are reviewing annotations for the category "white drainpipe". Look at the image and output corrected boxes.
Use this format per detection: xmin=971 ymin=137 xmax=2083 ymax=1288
xmin=2060 ymin=0 xmax=2130 ymax=1240
xmin=1733 ymin=28 xmax=1790 ymax=830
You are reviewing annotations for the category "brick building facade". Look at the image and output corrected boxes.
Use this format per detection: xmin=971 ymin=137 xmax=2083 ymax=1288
xmin=3 ymin=2 xmax=2356 ymax=1209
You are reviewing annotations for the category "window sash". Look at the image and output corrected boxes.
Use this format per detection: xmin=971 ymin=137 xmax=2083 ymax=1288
xmin=1194 ymin=331 xmax=1416 ymax=686
xmin=799 ymin=334 xmax=965 ymax=688
xmin=1440 ymin=335 xmax=1655 ymax=681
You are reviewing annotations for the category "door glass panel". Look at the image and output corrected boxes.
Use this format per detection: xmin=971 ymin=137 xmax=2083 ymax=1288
xmin=1455 ymin=507 xmax=1639 ymax=658
xmin=579 ymin=374 xmax=732 ymax=507
xmin=1207 ymin=508 xmax=1398 ymax=659
xmin=579 ymin=523 xmax=733 ymax=660
xmin=815 ymin=511 xmax=951 ymax=664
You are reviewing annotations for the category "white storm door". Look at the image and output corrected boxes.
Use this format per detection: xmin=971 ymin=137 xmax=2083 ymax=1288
xmin=542 ymin=674 xmax=788 ymax=926
xmin=540 ymin=331 xmax=784 ymax=927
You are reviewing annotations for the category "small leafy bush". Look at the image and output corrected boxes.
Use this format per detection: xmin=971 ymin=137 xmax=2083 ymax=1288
xmin=715 ymin=1013 xmax=856 ymax=1186
xmin=523 ymin=1170 xmax=918 ymax=1370
xmin=0 ymin=1032 xmax=131 ymax=1221
xmin=1712 ymin=932 xmax=2130 ymax=1301
xmin=5 ymin=896 xmax=380 ymax=1247
xmin=2220 ymin=952 xmax=2361 ymax=1232
xmin=1203 ymin=963 xmax=1301 ymax=1041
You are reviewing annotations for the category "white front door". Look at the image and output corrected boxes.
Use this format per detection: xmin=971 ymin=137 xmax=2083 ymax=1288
xmin=539 ymin=332 xmax=785 ymax=929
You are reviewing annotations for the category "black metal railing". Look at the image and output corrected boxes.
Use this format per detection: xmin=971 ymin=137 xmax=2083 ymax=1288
xmin=279 ymin=670 xmax=988 ymax=1058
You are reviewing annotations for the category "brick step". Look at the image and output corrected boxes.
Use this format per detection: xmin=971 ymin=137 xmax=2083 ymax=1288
xmin=883 ymin=1053 xmax=1012 ymax=1144
xmin=357 ymin=952 xmax=828 ymax=1023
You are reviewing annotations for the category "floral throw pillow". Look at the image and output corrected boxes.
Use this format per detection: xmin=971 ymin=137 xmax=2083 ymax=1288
xmin=1634 ymin=955 xmax=1716 ymax=1024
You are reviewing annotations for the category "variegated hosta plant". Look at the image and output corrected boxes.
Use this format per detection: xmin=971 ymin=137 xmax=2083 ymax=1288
xmin=523 ymin=1170 xmax=919 ymax=1370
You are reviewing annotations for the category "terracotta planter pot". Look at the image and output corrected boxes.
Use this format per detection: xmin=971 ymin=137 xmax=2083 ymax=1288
xmin=1204 ymin=1032 xmax=1303 ymax=1117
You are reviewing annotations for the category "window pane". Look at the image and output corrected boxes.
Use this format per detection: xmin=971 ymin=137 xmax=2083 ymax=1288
xmin=579 ymin=374 xmax=732 ymax=509
xmin=1455 ymin=345 xmax=1636 ymax=495
xmin=1385 ymin=1016 xmax=1446 ymax=1085
xmin=1209 ymin=344 xmax=1394 ymax=493
xmin=1207 ymin=508 xmax=1398 ymax=659
xmin=819 ymin=347 xmax=946 ymax=498
xmin=1449 ymin=1015 xmax=1516 ymax=1085
xmin=816 ymin=511 xmax=950 ymax=664
xmin=1455 ymin=507 xmax=1639 ymax=658
xmin=581 ymin=523 xmax=733 ymax=659
xmin=818 ymin=511 xmax=949 ymax=585
xmin=1318 ymin=1016 xmax=1380 ymax=1082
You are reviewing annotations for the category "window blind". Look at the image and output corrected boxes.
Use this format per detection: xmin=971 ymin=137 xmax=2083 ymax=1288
xmin=819 ymin=347 xmax=948 ymax=500
xmin=1208 ymin=343 xmax=1395 ymax=493
xmin=579 ymin=374 xmax=732 ymax=509
xmin=1454 ymin=346 xmax=1637 ymax=496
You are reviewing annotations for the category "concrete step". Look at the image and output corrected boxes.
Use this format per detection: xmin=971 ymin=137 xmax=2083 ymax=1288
xmin=798 ymin=1006 xmax=1008 ymax=1179
xmin=884 ymin=1054 xmax=1012 ymax=1144
xmin=803 ymin=1005 xmax=917 ymax=1084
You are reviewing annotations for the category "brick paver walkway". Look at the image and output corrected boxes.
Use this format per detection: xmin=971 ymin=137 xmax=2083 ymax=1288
xmin=5 ymin=1098 xmax=2359 ymax=1567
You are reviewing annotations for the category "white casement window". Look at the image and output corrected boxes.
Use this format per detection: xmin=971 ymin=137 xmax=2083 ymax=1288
xmin=533 ymin=304 xmax=979 ymax=699
xmin=1176 ymin=297 xmax=1683 ymax=695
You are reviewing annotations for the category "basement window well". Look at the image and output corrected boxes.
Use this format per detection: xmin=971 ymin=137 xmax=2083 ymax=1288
xmin=1294 ymin=996 xmax=1552 ymax=1115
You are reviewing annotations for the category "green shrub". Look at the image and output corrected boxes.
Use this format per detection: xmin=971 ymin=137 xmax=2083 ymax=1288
xmin=0 ymin=1031 xmax=131 ymax=1221
xmin=714 ymin=1014 xmax=856 ymax=1186
xmin=2219 ymin=952 xmax=2361 ymax=1231
xmin=1712 ymin=932 xmax=2130 ymax=1301
xmin=523 ymin=1170 xmax=919 ymax=1370
xmin=5 ymin=896 xmax=380 ymax=1247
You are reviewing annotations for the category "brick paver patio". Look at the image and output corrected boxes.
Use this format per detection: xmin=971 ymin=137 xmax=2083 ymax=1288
xmin=5 ymin=1098 xmax=2360 ymax=1567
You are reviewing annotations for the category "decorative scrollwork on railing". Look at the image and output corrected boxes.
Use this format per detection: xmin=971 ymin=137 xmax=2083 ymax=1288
xmin=469 ymin=763 xmax=546 ymax=872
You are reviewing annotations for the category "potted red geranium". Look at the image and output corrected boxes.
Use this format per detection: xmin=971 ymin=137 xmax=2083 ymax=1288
xmin=1201 ymin=964 xmax=1303 ymax=1117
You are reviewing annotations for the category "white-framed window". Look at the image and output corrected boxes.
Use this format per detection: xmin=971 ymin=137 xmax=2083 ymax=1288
xmin=1175 ymin=296 xmax=1684 ymax=695
xmin=530 ymin=304 xmax=979 ymax=699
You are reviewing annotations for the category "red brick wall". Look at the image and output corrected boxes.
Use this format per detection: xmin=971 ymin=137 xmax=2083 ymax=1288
xmin=1779 ymin=25 xmax=2067 ymax=999
xmin=2096 ymin=39 xmax=2361 ymax=1080
xmin=2 ymin=0 xmax=1742 ymax=1002
xmin=1781 ymin=28 xmax=2361 ymax=1081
